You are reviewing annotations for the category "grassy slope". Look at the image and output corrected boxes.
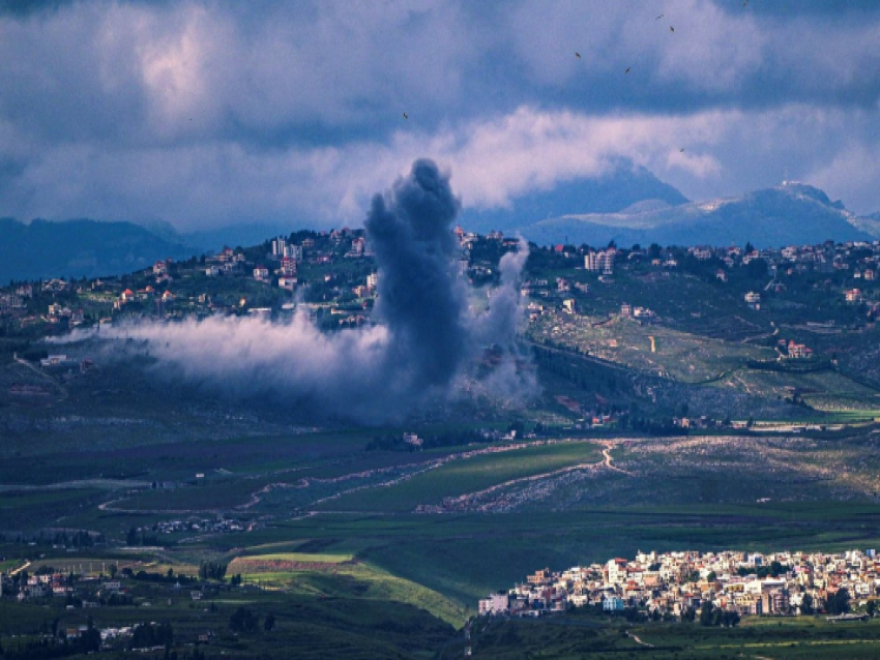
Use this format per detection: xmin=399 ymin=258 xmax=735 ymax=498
xmin=319 ymin=440 xmax=604 ymax=512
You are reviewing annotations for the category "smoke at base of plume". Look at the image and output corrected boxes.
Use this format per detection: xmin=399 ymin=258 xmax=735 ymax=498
xmin=65 ymin=159 xmax=535 ymax=422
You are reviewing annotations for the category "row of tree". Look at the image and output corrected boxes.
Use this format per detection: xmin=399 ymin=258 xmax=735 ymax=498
xmin=229 ymin=606 xmax=275 ymax=633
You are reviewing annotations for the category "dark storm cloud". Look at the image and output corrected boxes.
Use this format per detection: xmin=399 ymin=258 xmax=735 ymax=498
xmin=0 ymin=0 xmax=70 ymax=16
xmin=717 ymin=0 xmax=880 ymax=18
xmin=2 ymin=0 xmax=880 ymax=226
xmin=502 ymin=0 xmax=880 ymax=113
xmin=63 ymin=160 xmax=535 ymax=422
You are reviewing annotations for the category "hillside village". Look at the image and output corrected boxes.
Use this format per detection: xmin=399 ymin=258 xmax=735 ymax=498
xmin=481 ymin=547 xmax=879 ymax=622
xmin=4 ymin=228 xmax=880 ymax=435
xmin=3 ymin=228 xmax=880 ymax=346
xmin=0 ymin=565 xmax=228 ymax=652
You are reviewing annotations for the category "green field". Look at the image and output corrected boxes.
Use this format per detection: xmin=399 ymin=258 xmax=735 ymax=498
xmin=320 ymin=440 xmax=604 ymax=512
xmin=463 ymin=614 xmax=880 ymax=659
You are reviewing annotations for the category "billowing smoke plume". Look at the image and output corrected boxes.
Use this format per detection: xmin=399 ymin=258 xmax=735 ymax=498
xmin=365 ymin=159 xmax=470 ymax=394
xmin=66 ymin=159 xmax=535 ymax=421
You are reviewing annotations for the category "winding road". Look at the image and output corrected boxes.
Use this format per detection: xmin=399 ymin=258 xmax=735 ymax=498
xmin=599 ymin=440 xmax=635 ymax=476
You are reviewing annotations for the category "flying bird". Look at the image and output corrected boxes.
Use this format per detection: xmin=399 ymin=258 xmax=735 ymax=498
xmin=625 ymin=67 xmax=631 ymax=74
xmin=679 ymin=148 xmax=685 ymax=152
xmin=656 ymin=14 xmax=664 ymax=19
xmin=575 ymin=52 xmax=581 ymax=58
xmin=403 ymin=112 xmax=408 ymax=119
xmin=669 ymin=26 xmax=674 ymax=32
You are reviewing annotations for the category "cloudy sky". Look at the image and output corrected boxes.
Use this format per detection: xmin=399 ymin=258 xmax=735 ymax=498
xmin=2 ymin=0 xmax=879 ymax=231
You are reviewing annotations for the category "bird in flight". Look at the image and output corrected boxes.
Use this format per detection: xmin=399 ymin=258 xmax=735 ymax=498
xmin=403 ymin=112 xmax=408 ymax=119
xmin=743 ymin=0 xmax=748 ymax=5
xmin=669 ymin=26 xmax=674 ymax=32
xmin=625 ymin=67 xmax=631 ymax=74
xmin=656 ymin=14 xmax=664 ymax=20
xmin=575 ymin=52 xmax=581 ymax=59
xmin=679 ymin=148 xmax=685 ymax=153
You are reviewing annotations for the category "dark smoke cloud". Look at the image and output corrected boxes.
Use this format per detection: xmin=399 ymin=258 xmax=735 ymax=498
xmin=366 ymin=159 xmax=469 ymax=392
xmin=64 ymin=159 xmax=535 ymax=422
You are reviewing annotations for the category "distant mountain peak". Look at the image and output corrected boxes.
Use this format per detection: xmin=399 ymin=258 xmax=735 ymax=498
xmin=460 ymin=160 xmax=688 ymax=234
xmin=518 ymin=180 xmax=876 ymax=248
xmin=776 ymin=181 xmax=845 ymax=210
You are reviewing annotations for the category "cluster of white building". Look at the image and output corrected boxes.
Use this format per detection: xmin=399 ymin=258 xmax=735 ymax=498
xmin=584 ymin=248 xmax=616 ymax=275
xmin=152 ymin=517 xmax=246 ymax=534
xmin=480 ymin=548 xmax=880 ymax=618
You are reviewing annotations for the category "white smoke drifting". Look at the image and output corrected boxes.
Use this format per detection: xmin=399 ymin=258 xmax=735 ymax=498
xmin=71 ymin=159 xmax=535 ymax=422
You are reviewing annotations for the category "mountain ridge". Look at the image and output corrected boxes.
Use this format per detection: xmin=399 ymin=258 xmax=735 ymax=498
xmin=515 ymin=181 xmax=877 ymax=248
xmin=459 ymin=161 xmax=689 ymax=234
xmin=1 ymin=179 xmax=876 ymax=283
xmin=0 ymin=218 xmax=202 ymax=283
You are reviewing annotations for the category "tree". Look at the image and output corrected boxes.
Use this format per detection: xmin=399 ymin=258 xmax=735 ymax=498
xmin=131 ymin=622 xmax=173 ymax=649
xmin=745 ymin=257 xmax=768 ymax=280
xmin=699 ymin=601 xmax=715 ymax=626
xmin=199 ymin=561 xmax=228 ymax=581
xmin=826 ymin=588 xmax=850 ymax=615
xmin=801 ymin=593 xmax=814 ymax=615
xmin=229 ymin=606 xmax=259 ymax=633
xmin=721 ymin=610 xmax=740 ymax=627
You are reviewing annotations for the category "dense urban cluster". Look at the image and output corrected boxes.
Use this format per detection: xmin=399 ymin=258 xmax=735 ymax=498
xmin=480 ymin=548 xmax=878 ymax=621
